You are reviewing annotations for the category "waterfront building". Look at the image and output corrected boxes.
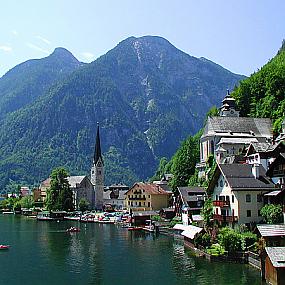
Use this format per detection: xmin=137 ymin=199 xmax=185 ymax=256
xmin=263 ymin=247 xmax=285 ymax=285
xmin=91 ymin=123 xmax=104 ymax=210
xmin=125 ymin=182 xmax=171 ymax=211
xmin=208 ymin=163 xmax=276 ymax=227
xmin=175 ymin=186 xmax=205 ymax=225
xmin=103 ymin=184 xmax=129 ymax=210
xmin=196 ymin=90 xmax=273 ymax=177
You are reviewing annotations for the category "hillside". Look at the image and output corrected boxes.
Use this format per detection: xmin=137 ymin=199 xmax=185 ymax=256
xmin=232 ymin=40 xmax=285 ymax=131
xmin=0 ymin=48 xmax=83 ymax=120
xmin=0 ymin=36 xmax=245 ymax=190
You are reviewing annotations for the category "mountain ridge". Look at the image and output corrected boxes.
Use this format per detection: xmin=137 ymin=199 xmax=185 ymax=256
xmin=0 ymin=36 xmax=245 ymax=190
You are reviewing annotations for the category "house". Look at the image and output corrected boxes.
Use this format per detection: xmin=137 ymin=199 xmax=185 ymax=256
xmin=125 ymin=182 xmax=171 ymax=212
xmin=103 ymin=185 xmax=128 ymax=210
xmin=20 ymin=186 xmax=30 ymax=197
xmin=131 ymin=210 xmax=157 ymax=226
xmin=266 ymin=152 xmax=285 ymax=187
xmin=263 ymin=247 xmax=285 ymax=285
xmin=39 ymin=178 xmax=51 ymax=202
xmin=208 ymin=163 xmax=277 ymax=227
xmin=257 ymin=224 xmax=285 ymax=247
xmin=197 ymin=91 xmax=273 ymax=177
xmin=245 ymin=141 xmax=285 ymax=171
xmin=175 ymin=186 xmax=206 ymax=225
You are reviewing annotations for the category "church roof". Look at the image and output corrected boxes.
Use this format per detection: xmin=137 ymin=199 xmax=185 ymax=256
xmin=94 ymin=123 xmax=103 ymax=164
xmin=67 ymin=176 xmax=86 ymax=188
xmin=202 ymin=116 xmax=272 ymax=139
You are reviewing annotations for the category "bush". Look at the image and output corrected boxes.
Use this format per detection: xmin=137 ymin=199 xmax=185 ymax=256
xmin=242 ymin=231 xmax=257 ymax=248
xmin=170 ymin=217 xmax=182 ymax=227
xmin=206 ymin=243 xmax=225 ymax=256
xmin=195 ymin=233 xmax=211 ymax=247
xmin=218 ymin=227 xmax=242 ymax=252
xmin=151 ymin=215 xmax=162 ymax=222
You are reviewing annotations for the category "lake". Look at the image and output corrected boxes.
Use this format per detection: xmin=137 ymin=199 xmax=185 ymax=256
xmin=0 ymin=215 xmax=261 ymax=285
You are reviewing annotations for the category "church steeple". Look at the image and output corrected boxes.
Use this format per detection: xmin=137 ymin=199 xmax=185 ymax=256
xmin=91 ymin=122 xmax=104 ymax=210
xmin=219 ymin=89 xmax=239 ymax=117
xmin=94 ymin=122 xmax=103 ymax=165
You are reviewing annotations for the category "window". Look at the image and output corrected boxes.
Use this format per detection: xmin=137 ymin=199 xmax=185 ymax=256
xmin=219 ymin=179 xmax=224 ymax=187
xmin=257 ymin=194 xmax=262 ymax=203
xmin=148 ymin=202 xmax=150 ymax=207
xmin=232 ymin=195 xmax=234 ymax=203
xmin=216 ymin=195 xmax=218 ymax=201
xmin=258 ymin=210 xmax=261 ymax=216
xmin=246 ymin=194 xmax=251 ymax=203
xmin=246 ymin=210 xmax=251 ymax=217
xmin=139 ymin=202 xmax=141 ymax=206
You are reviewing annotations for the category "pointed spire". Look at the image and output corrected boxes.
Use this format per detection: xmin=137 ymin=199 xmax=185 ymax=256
xmin=94 ymin=122 xmax=103 ymax=164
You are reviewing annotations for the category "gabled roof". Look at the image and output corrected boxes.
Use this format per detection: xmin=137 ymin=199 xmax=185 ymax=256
xmin=202 ymin=116 xmax=272 ymax=139
xmin=266 ymin=153 xmax=285 ymax=177
xmin=126 ymin=182 xmax=170 ymax=195
xmin=67 ymin=176 xmax=86 ymax=188
xmin=265 ymin=247 xmax=285 ymax=268
xmin=177 ymin=187 xmax=205 ymax=206
xmin=257 ymin=224 xmax=285 ymax=237
xmin=246 ymin=141 xmax=285 ymax=157
xmin=208 ymin=163 xmax=276 ymax=192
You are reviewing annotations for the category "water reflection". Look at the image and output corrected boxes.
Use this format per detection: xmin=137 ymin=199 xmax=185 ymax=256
xmin=0 ymin=216 xmax=262 ymax=285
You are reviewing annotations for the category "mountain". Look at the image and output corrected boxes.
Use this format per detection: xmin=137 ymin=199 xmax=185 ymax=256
xmin=0 ymin=36 xmax=245 ymax=190
xmin=0 ymin=48 xmax=83 ymax=120
xmin=232 ymin=40 xmax=285 ymax=132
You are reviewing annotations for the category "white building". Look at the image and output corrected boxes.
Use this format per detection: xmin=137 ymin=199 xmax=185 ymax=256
xmin=208 ymin=163 xmax=276 ymax=227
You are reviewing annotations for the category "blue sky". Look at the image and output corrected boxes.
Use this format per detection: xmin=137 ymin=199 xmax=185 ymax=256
xmin=0 ymin=0 xmax=284 ymax=77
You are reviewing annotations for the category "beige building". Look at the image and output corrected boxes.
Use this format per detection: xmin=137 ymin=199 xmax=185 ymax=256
xmin=125 ymin=182 xmax=171 ymax=211
xmin=208 ymin=163 xmax=277 ymax=227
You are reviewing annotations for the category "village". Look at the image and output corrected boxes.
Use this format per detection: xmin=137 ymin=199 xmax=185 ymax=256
xmin=0 ymin=91 xmax=285 ymax=284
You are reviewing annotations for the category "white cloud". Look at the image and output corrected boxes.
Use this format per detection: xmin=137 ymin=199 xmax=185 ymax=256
xmin=81 ymin=52 xmax=95 ymax=62
xmin=0 ymin=45 xmax=12 ymax=52
xmin=36 ymin=35 xmax=51 ymax=45
xmin=12 ymin=30 xmax=18 ymax=36
xmin=26 ymin=42 xmax=49 ymax=54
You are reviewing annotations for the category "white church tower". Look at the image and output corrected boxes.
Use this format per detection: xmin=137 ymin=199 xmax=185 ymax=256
xmin=91 ymin=123 xmax=104 ymax=210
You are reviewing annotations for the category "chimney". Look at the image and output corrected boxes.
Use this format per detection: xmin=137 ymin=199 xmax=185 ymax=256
xmin=252 ymin=163 xmax=260 ymax=179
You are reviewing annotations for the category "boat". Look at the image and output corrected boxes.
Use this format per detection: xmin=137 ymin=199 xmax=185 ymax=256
xmin=0 ymin=245 xmax=10 ymax=250
xmin=66 ymin=227 xmax=80 ymax=233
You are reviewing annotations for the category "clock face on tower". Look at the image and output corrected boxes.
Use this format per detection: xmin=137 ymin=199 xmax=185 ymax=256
xmin=97 ymin=161 xmax=102 ymax=167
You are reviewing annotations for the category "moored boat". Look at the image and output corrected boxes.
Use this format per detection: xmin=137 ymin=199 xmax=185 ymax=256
xmin=0 ymin=245 xmax=10 ymax=250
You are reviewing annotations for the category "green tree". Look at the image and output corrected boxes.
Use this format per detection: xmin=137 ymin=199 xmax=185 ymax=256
xmin=46 ymin=167 xmax=74 ymax=211
xmin=169 ymin=131 xmax=201 ymax=190
xmin=78 ymin=198 xmax=89 ymax=212
xmin=20 ymin=195 xmax=34 ymax=209
xmin=202 ymin=198 xmax=213 ymax=230
xmin=260 ymin=204 xmax=283 ymax=224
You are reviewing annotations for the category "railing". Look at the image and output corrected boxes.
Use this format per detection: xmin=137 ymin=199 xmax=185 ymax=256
xmin=128 ymin=197 xmax=146 ymax=200
xmin=213 ymin=200 xmax=230 ymax=208
xmin=213 ymin=214 xmax=238 ymax=222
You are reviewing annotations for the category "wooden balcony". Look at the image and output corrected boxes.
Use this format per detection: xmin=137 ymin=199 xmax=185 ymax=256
xmin=213 ymin=214 xmax=238 ymax=223
xmin=213 ymin=200 xmax=230 ymax=208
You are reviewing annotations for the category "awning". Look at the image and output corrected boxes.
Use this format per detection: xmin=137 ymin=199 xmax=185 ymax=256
xmin=181 ymin=225 xmax=203 ymax=239
xmin=264 ymin=190 xmax=282 ymax=196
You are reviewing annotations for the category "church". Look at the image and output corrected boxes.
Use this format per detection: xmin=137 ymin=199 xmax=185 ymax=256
xmin=91 ymin=123 xmax=104 ymax=210
xmin=196 ymin=90 xmax=273 ymax=177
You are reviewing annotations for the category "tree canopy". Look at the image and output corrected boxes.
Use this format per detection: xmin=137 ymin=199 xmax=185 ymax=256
xmin=46 ymin=167 xmax=74 ymax=211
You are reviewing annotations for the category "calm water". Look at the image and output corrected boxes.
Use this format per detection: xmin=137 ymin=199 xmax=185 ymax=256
xmin=0 ymin=215 xmax=261 ymax=285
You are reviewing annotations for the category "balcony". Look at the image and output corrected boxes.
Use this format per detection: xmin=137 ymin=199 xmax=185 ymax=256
xmin=213 ymin=200 xmax=230 ymax=208
xmin=128 ymin=197 xmax=146 ymax=200
xmin=213 ymin=214 xmax=238 ymax=223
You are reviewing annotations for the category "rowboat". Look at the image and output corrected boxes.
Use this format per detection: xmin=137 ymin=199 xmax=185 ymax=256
xmin=0 ymin=245 xmax=10 ymax=250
